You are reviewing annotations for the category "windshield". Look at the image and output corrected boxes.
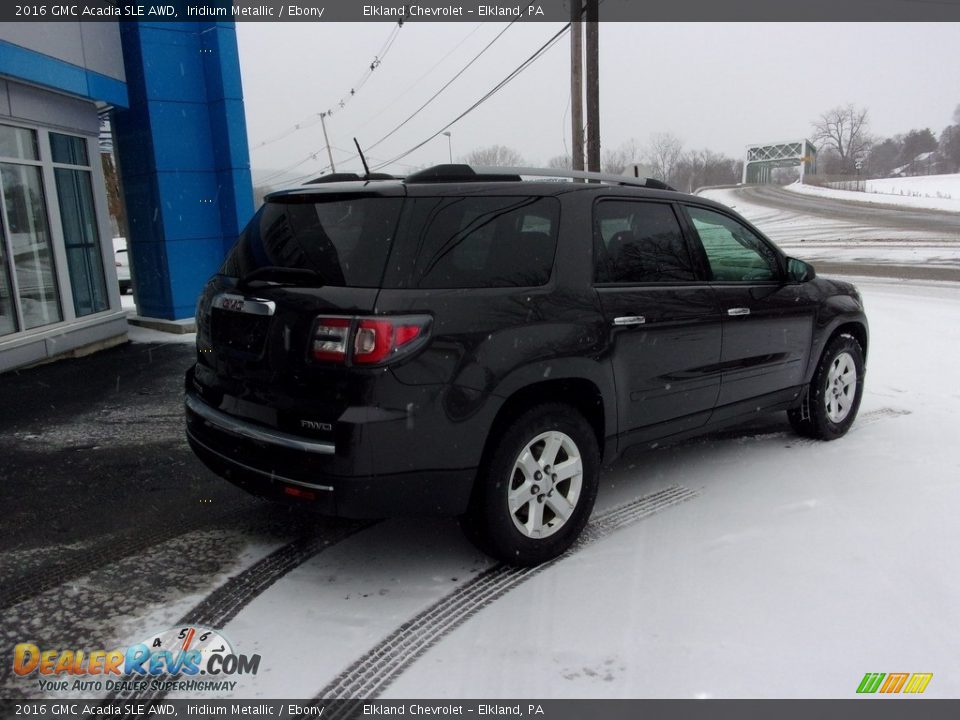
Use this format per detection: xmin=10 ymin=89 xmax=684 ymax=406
xmin=220 ymin=195 xmax=403 ymax=287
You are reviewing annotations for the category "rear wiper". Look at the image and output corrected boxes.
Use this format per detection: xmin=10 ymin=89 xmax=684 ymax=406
xmin=237 ymin=266 xmax=325 ymax=287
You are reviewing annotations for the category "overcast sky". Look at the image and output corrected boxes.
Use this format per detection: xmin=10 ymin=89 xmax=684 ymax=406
xmin=236 ymin=22 xmax=960 ymax=183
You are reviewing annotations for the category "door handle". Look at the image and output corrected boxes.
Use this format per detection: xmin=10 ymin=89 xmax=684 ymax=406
xmin=727 ymin=307 xmax=750 ymax=317
xmin=613 ymin=315 xmax=646 ymax=326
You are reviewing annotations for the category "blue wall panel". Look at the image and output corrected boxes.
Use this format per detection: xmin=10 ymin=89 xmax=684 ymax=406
xmin=0 ymin=40 xmax=129 ymax=108
xmin=125 ymin=240 xmax=171 ymax=319
xmin=166 ymin=236 xmax=228 ymax=317
xmin=154 ymin=171 xmax=223 ymax=241
xmin=112 ymin=21 xmax=253 ymax=322
xmin=148 ymin=102 xmax=216 ymax=171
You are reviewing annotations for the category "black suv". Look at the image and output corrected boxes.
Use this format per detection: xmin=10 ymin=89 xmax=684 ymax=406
xmin=185 ymin=165 xmax=868 ymax=565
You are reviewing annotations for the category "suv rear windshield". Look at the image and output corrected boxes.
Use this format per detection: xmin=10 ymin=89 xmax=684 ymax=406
xmin=220 ymin=195 xmax=403 ymax=287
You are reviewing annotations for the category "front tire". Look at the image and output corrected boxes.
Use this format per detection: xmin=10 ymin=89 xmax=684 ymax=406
xmin=461 ymin=403 xmax=600 ymax=566
xmin=789 ymin=333 xmax=865 ymax=440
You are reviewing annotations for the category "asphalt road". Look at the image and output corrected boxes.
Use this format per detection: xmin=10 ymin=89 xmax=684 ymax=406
xmin=734 ymin=184 xmax=960 ymax=238
xmin=721 ymin=184 xmax=960 ymax=281
xmin=0 ymin=342 xmax=367 ymax=612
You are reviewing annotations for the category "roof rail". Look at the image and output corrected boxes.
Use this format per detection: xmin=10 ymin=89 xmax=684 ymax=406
xmin=476 ymin=166 xmax=675 ymax=191
xmin=403 ymin=164 xmax=675 ymax=191
xmin=404 ymin=164 xmax=522 ymax=183
xmin=303 ymin=172 xmax=397 ymax=184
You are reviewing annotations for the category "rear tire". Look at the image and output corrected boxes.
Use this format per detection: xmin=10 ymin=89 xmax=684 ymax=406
xmin=461 ymin=403 xmax=600 ymax=566
xmin=789 ymin=333 xmax=864 ymax=440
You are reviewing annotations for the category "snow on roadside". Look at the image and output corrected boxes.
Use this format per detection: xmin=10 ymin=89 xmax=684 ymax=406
xmin=164 ymin=278 xmax=960 ymax=700
xmin=126 ymin=324 xmax=197 ymax=345
xmin=381 ymin=278 xmax=960 ymax=699
xmin=787 ymin=175 xmax=960 ymax=213
xmin=699 ymin=188 xmax=959 ymax=263
xmin=119 ymin=294 xmax=197 ymax=345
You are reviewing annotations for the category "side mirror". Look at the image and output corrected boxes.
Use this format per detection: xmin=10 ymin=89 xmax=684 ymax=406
xmin=787 ymin=257 xmax=816 ymax=283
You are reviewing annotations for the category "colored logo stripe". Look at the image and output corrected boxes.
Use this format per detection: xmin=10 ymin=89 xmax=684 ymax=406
xmin=857 ymin=672 xmax=932 ymax=694
xmin=904 ymin=673 xmax=933 ymax=694
xmin=880 ymin=673 xmax=909 ymax=693
xmin=857 ymin=673 xmax=885 ymax=694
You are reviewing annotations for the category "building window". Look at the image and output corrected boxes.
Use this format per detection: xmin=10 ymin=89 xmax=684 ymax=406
xmin=0 ymin=125 xmax=39 ymax=162
xmin=0 ymin=223 xmax=16 ymax=336
xmin=0 ymin=123 xmax=63 ymax=332
xmin=51 ymin=132 xmax=107 ymax=317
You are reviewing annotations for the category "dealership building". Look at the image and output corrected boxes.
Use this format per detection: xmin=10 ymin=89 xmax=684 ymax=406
xmin=0 ymin=21 xmax=252 ymax=372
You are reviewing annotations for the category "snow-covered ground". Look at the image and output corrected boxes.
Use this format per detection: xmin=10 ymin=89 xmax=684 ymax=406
xmin=8 ymin=278 xmax=959 ymax=701
xmin=143 ymin=276 xmax=956 ymax=700
xmin=34 ymin=247 xmax=957 ymax=701
xmin=787 ymin=174 xmax=960 ymax=213
xmin=700 ymin=188 xmax=960 ymax=268
xmin=120 ymin=293 xmax=198 ymax=344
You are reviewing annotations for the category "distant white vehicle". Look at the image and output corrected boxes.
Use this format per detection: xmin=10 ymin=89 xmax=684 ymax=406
xmin=113 ymin=237 xmax=131 ymax=294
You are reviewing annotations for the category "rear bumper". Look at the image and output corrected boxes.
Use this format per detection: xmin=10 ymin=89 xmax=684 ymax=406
xmin=185 ymin=390 xmax=476 ymax=517
xmin=186 ymin=392 xmax=336 ymax=456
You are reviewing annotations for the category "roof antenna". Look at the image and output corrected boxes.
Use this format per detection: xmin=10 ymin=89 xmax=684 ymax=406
xmin=354 ymin=138 xmax=371 ymax=179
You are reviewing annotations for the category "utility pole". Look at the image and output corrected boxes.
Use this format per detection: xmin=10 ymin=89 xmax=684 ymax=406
xmin=584 ymin=0 xmax=600 ymax=174
xmin=570 ymin=0 xmax=584 ymax=173
xmin=319 ymin=112 xmax=336 ymax=172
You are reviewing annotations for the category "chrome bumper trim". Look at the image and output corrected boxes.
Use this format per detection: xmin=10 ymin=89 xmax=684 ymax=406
xmin=186 ymin=428 xmax=334 ymax=492
xmin=185 ymin=392 xmax=336 ymax=456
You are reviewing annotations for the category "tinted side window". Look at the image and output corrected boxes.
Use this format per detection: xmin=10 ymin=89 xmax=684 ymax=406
xmin=594 ymin=201 xmax=695 ymax=283
xmin=686 ymin=206 xmax=779 ymax=282
xmin=410 ymin=196 xmax=559 ymax=289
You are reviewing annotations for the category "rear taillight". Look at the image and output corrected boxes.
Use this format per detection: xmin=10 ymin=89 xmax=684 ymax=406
xmin=311 ymin=317 xmax=351 ymax=362
xmin=309 ymin=315 xmax=430 ymax=366
xmin=283 ymin=485 xmax=316 ymax=501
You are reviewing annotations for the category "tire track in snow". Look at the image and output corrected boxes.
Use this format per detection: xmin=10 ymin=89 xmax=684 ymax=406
xmin=697 ymin=406 xmax=911 ymax=449
xmin=98 ymin=519 xmax=376 ymax=717
xmin=786 ymin=406 xmax=912 ymax=447
xmin=306 ymin=485 xmax=699 ymax=712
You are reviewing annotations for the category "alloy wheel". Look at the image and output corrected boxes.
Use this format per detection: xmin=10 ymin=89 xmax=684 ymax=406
xmin=825 ymin=350 xmax=857 ymax=423
xmin=507 ymin=431 xmax=583 ymax=539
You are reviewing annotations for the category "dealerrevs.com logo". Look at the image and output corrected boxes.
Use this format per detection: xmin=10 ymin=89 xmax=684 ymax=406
xmin=13 ymin=625 xmax=261 ymax=693
xmin=857 ymin=672 xmax=933 ymax=694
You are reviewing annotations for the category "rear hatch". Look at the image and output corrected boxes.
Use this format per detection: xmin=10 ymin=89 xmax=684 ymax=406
xmin=192 ymin=186 xmax=406 ymax=437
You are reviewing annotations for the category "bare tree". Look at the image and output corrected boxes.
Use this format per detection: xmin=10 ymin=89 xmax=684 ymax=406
xmin=672 ymin=148 xmax=741 ymax=192
xmin=953 ymin=103 xmax=960 ymax=125
xmin=465 ymin=145 xmax=524 ymax=167
xmin=601 ymin=138 xmax=642 ymax=175
xmin=941 ymin=125 xmax=960 ymax=173
xmin=547 ymin=154 xmax=573 ymax=170
xmin=811 ymin=104 xmax=871 ymax=172
xmin=643 ymin=132 xmax=684 ymax=184
xmin=101 ymin=153 xmax=126 ymax=236
xmin=866 ymin=138 xmax=901 ymax=177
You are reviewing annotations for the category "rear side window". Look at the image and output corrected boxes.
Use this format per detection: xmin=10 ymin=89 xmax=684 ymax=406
xmin=408 ymin=196 xmax=559 ymax=288
xmin=221 ymin=196 xmax=403 ymax=287
xmin=594 ymin=200 xmax=696 ymax=283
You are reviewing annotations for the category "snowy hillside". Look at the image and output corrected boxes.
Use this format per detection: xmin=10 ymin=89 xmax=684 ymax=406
xmin=788 ymin=174 xmax=960 ymax=213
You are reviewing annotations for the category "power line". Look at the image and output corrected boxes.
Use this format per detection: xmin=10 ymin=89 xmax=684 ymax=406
xmin=360 ymin=20 xmax=517 ymax=156
xmin=370 ymin=22 xmax=572 ymax=172
xmin=354 ymin=23 xmax=486 ymax=132
xmin=251 ymin=23 xmax=403 ymax=153
xmin=264 ymin=20 xmax=519 ymax=184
